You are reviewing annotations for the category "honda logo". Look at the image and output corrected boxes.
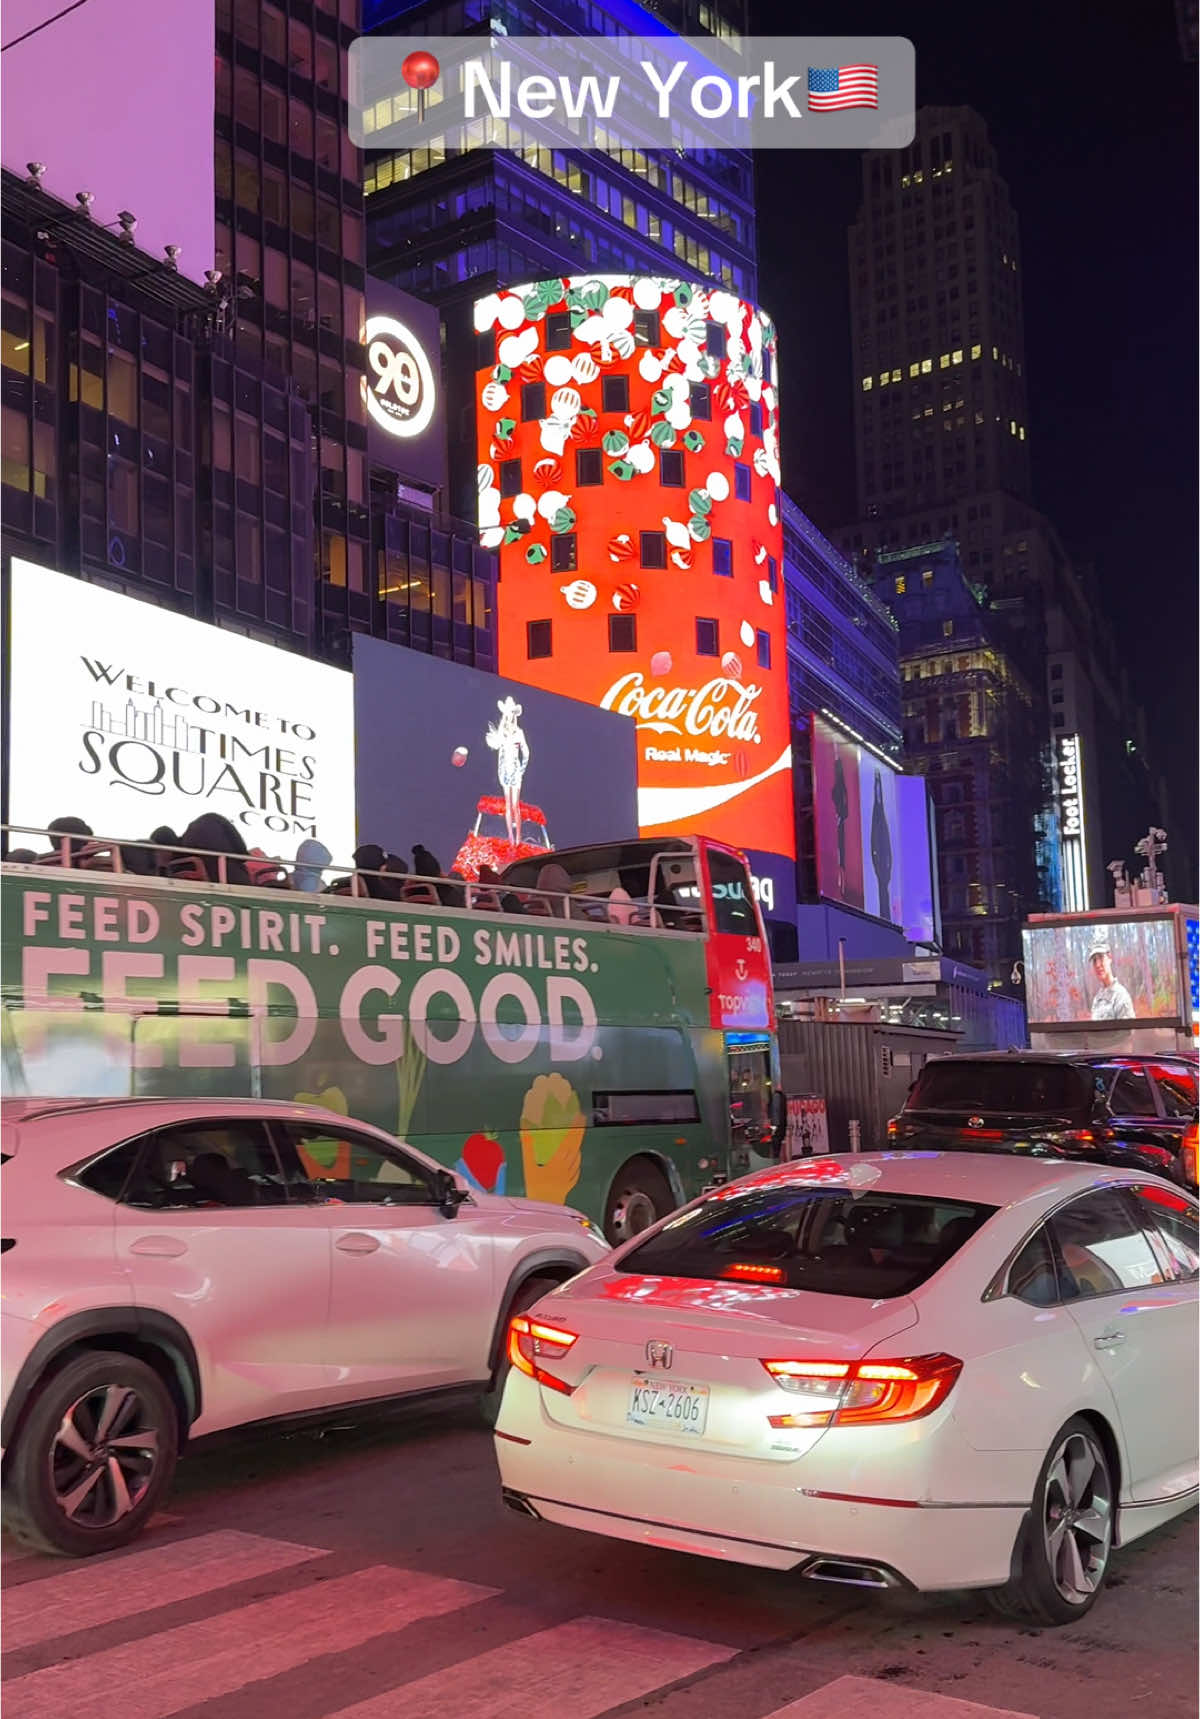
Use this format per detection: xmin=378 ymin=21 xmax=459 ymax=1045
xmin=645 ymin=1340 xmax=674 ymax=1370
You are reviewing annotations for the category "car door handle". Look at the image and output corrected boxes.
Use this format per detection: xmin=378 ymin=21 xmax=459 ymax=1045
xmin=1093 ymin=1330 xmax=1126 ymax=1350
xmin=128 ymin=1236 xmax=188 ymax=1258
xmin=335 ymin=1233 xmax=381 ymax=1255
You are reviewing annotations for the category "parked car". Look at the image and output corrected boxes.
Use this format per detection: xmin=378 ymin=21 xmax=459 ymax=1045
xmin=888 ymin=1051 xmax=1198 ymax=1190
xmin=1 ymin=1096 xmax=608 ymax=1556
xmin=453 ymin=797 xmax=552 ymax=880
xmin=494 ymin=1152 xmax=1198 ymax=1625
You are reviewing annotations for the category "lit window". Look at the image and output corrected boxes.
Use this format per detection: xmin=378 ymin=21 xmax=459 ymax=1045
xmin=909 ymin=362 xmax=920 ymax=378
xmin=895 ymin=575 xmax=906 ymax=595
xmin=939 ymin=354 xmax=950 ymax=369
xmin=879 ymin=373 xmax=889 ymax=386
xmin=891 ymin=367 xmax=901 ymax=382
xmin=943 ymin=620 xmax=954 ymax=637
xmin=922 ymin=568 xmax=933 ymax=586
xmin=970 ymin=343 xmax=981 ymax=358
xmin=862 ymin=376 xmax=873 ymax=391
xmin=992 ymin=345 xmax=999 ymax=360
xmin=952 ymin=349 xmax=963 ymax=364
xmin=1019 ymin=427 xmax=1026 ymax=440
xmin=921 ymin=358 xmax=932 ymax=373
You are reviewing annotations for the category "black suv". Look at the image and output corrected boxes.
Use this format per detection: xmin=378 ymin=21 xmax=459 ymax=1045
xmin=889 ymin=1052 xmax=1198 ymax=1190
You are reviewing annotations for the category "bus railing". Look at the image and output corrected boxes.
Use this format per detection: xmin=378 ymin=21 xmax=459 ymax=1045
xmin=1 ymin=825 xmax=708 ymax=934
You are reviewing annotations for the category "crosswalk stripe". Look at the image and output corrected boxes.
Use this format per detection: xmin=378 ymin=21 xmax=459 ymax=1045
xmin=323 ymin=1615 xmax=737 ymax=1719
xmin=762 ymin=1674 xmax=1039 ymax=1719
xmin=3 ymin=1564 xmax=496 ymax=1719
xmin=3 ymin=1529 xmax=324 ymax=1652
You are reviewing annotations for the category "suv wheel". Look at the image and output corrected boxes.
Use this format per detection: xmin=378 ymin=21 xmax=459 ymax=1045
xmin=481 ymin=1274 xmax=561 ymax=1427
xmin=4 ymin=1350 xmax=179 ymax=1557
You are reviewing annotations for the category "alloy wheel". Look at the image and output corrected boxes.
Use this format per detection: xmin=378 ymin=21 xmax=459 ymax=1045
xmin=49 ymin=1383 xmax=162 ymax=1529
xmin=1041 ymin=1428 xmax=1112 ymax=1604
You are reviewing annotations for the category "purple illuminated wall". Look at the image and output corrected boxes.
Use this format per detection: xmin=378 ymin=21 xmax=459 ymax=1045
xmin=1 ymin=0 xmax=215 ymax=284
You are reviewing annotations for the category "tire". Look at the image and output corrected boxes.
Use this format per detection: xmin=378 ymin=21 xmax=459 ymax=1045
xmin=986 ymin=1416 xmax=1114 ymax=1627
xmin=603 ymin=1160 xmax=674 ymax=1245
xmin=3 ymin=1349 xmax=179 ymax=1558
xmin=481 ymin=1274 xmax=562 ymax=1427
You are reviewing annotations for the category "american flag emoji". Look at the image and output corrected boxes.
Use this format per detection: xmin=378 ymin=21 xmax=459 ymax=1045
xmin=807 ymin=65 xmax=879 ymax=112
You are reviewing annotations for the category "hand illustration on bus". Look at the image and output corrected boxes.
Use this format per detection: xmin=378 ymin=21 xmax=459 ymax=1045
xmin=519 ymin=1073 xmax=585 ymax=1204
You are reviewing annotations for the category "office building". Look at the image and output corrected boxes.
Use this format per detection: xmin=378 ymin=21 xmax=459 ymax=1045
xmin=1 ymin=0 xmax=497 ymax=675
xmin=871 ymin=538 xmax=1046 ymax=984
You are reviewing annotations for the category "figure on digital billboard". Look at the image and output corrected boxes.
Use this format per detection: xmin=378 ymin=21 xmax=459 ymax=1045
xmin=487 ymin=696 xmax=531 ymax=848
xmin=1088 ymin=934 xmax=1135 ymax=1022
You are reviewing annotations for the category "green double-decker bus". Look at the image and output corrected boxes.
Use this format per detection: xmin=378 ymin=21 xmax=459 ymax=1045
xmin=2 ymin=835 xmax=782 ymax=1240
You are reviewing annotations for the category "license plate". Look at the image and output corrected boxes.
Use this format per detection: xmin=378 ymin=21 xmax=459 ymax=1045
xmin=627 ymin=1376 xmax=710 ymax=1436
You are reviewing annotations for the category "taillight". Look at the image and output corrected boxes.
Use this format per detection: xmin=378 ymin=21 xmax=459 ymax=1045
xmin=886 ymin=1117 xmax=899 ymax=1139
xmin=1182 ymin=1123 xmax=1198 ymax=1188
xmin=761 ymin=1353 xmax=962 ymax=1429
xmin=507 ymin=1314 xmax=579 ymax=1395
xmin=721 ymin=1261 xmax=785 ymax=1283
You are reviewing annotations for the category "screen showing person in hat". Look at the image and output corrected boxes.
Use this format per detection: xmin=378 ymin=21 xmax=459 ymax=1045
xmin=1089 ymin=935 xmax=1135 ymax=1020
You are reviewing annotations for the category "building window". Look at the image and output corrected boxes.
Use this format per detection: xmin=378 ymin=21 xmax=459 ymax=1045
xmin=689 ymin=383 xmax=712 ymax=420
xmin=575 ymin=447 xmax=603 ymax=485
xmin=499 ymin=457 xmax=522 ymax=497
xmin=756 ymin=628 xmax=771 ymax=669
xmin=922 ymin=567 xmax=934 ymax=585
xmin=705 ymin=319 xmax=727 ymax=357
xmin=521 ymin=381 xmax=546 ymax=420
xmin=696 ymin=616 xmax=719 ymax=656
xmin=659 ymin=448 xmax=685 ymax=486
xmin=895 ymin=575 xmax=906 ymax=594
xmin=546 ymin=311 xmax=573 ymax=351
xmin=1051 ymin=688 xmax=1064 ymax=705
xmin=943 ymin=619 xmax=954 ymax=636
xmin=633 ymin=309 xmax=660 ymax=346
xmin=551 ymin=533 xmax=577 ymax=573
xmin=767 ymin=554 xmax=778 ymax=592
xmin=1053 ymin=712 xmax=1065 ymax=728
xmin=734 ymin=462 xmax=752 ymax=502
xmin=640 ymin=530 xmax=667 ymax=568
xmin=609 ymin=614 xmax=637 ymax=652
xmin=712 ymin=537 xmax=732 ymax=576
xmin=1050 ymin=662 xmax=1063 ymax=680
xmin=601 ymin=374 xmax=629 ymax=413
xmin=527 ymin=619 xmax=552 ymax=659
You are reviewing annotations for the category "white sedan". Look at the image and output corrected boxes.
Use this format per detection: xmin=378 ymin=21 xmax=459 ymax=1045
xmin=494 ymin=1152 xmax=1199 ymax=1625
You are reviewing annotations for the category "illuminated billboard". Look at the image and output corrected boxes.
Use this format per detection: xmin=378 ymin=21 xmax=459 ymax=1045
xmin=811 ymin=713 xmax=937 ymax=940
xmin=1021 ymin=918 xmax=1182 ymax=1025
xmin=364 ymin=278 xmax=447 ymax=492
xmin=352 ymin=636 xmax=637 ymax=877
xmin=1056 ymin=732 xmax=1089 ymax=911
xmin=6 ymin=561 xmax=356 ymax=860
xmin=474 ymin=276 xmax=793 ymax=870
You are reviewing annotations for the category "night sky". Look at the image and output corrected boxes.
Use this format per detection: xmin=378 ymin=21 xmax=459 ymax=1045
xmin=753 ymin=0 xmax=1198 ymax=894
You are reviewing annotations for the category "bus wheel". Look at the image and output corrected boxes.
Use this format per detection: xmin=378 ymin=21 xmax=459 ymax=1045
xmin=604 ymin=1161 xmax=674 ymax=1245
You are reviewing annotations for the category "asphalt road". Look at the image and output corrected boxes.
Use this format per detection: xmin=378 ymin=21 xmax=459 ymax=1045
xmin=3 ymin=1400 xmax=1196 ymax=1719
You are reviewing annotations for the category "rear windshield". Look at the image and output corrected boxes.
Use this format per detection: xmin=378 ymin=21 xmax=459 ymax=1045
xmin=615 ymin=1187 xmax=996 ymax=1299
xmin=909 ymin=1061 xmax=1093 ymax=1116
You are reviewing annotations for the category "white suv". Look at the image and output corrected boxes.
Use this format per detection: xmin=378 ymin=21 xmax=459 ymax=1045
xmin=1 ymin=1097 xmax=608 ymax=1556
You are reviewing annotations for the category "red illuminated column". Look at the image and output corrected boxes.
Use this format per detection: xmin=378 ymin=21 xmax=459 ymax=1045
xmin=475 ymin=276 xmax=793 ymax=866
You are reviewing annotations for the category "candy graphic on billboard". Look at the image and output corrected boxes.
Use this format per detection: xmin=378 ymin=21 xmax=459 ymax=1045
xmin=475 ymin=276 xmax=793 ymax=867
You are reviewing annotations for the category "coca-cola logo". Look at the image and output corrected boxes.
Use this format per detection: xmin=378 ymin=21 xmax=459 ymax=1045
xmin=599 ymin=673 xmax=762 ymax=743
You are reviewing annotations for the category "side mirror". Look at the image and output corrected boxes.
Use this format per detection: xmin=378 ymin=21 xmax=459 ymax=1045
xmin=435 ymin=1169 xmax=469 ymax=1218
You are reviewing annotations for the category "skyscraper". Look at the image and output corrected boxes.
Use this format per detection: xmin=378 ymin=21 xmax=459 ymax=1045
xmin=836 ymin=105 xmax=1163 ymax=915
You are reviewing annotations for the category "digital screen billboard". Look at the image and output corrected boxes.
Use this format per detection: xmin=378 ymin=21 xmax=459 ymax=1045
xmin=811 ymin=713 xmax=936 ymax=939
xmin=353 ymin=635 xmax=638 ymax=878
xmin=363 ymin=277 xmax=448 ymax=493
xmin=1021 ymin=919 xmax=1182 ymax=1025
xmin=474 ymin=276 xmax=793 ymax=869
xmin=6 ymin=561 xmax=356 ymax=861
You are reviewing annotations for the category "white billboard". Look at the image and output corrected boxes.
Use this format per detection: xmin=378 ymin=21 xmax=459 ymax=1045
xmin=7 ymin=562 xmax=355 ymax=862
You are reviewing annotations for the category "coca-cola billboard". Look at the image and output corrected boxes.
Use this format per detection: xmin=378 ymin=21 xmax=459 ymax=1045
xmin=474 ymin=275 xmax=794 ymax=868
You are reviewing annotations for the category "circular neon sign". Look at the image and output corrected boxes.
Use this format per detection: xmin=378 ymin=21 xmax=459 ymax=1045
xmin=364 ymin=314 xmax=436 ymax=439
